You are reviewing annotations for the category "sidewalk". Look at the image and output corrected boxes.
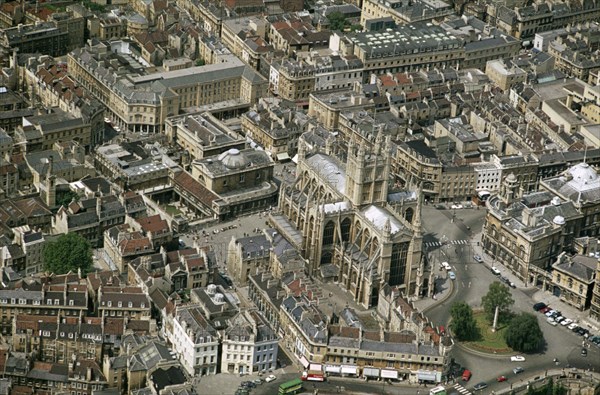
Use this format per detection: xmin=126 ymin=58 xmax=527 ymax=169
xmin=414 ymin=274 xmax=455 ymax=313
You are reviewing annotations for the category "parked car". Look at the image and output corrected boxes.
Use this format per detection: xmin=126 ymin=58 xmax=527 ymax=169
xmin=474 ymin=255 xmax=484 ymax=263
xmin=533 ymin=302 xmax=547 ymax=311
xmin=441 ymin=261 xmax=452 ymax=271
xmin=448 ymin=271 xmax=456 ymax=280
xmin=547 ymin=317 xmax=558 ymax=326
xmin=571 ymin=325 xmax=581 ymax=332
xmin=561 ymin=318 xmax=573 ymax=326
xmin=510 ymin=355 xmax=526 ymax=362
xmin=473 ymin=382 xmax=488 ymax=391
xmin=451 ymin=204 xmax=463 ymax=209
xmin=513 ymin=367 xmax=524 ymax=374
xmin=265 ymin=375 xmax=277 ymax=383
xmin=462 ymin=370 xmax=472 ymax=381
xmin=491 ymin=267 xmax=501 ymax=275
xmin=540 ymin=307 xmax=551 ymax=314
xmin=545 ymin=310 xmax=557 ymax=317
xmin=497 ymin=376 xmax=507 ymax=382
xmin=252 ymin=379 xmax=263 ymax=385
xmin=554 ymin=316 xmax=565 ymax=323
xmin=568 ymin=323 xmax=579 ymax=330
xmin=508 ymin=281 xmax=517 ymax=288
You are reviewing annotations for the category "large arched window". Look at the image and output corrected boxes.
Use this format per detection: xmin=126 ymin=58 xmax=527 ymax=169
xmin=341 ymin=218 xmax=351 ymax=242
xmin=323 ymin=221 xmax=335 ymax=246
xmin=404 ymin=207 xmax=414 ymax=223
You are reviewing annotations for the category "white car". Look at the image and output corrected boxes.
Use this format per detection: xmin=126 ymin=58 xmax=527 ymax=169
xmin=265 ymin=375 xmax=277 ymax=383
xmin=568 ymin=323 xmax=579 ymax=330
xmin=441 ymin=261 xmax=452 ymax=271
xmin=510 ymin=355 xmax=526 ymax=362
xmin=561 ymin=318 xmax=573 ymax=326
xmin=451 ymin=204 xmax=463 ymax=209
xmin=491 ymin=267 xmax=501 ymax=275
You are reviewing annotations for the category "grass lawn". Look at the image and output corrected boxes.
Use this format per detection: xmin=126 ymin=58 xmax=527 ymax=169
xmin=465 ymin=311 xmax=513 ymax=353
xmin=164 ymin=204 xmax=182 ymax=216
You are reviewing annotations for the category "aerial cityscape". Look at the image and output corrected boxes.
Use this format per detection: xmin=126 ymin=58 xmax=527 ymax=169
xmin=0 ymin=0 xmax=598 ymax=394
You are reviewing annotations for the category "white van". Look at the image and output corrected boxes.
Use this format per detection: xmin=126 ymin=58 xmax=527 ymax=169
xmin=441 ymin=261 xmax=452 ymax=271
xmin=546 ymin=317 xmax=558 ymax=326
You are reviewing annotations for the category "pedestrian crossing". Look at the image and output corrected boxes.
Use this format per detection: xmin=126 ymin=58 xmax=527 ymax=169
xmin=452 ymin=383 xmax=473 ymax=395
xmin=424 ymin=239 xmax=470 ymax=248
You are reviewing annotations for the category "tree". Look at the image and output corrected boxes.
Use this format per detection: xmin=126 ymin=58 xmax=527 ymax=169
xmin=43 ymin=233 xmax=93 ymax=276
xmin=327 ymin=12 xmax=348 ymax=31
xmin=450 ymin=302 xmax=479 ymax=341
xmin=481 ymin=281 xmax=514 ymax=322
xmin=56 ymin=190 xmax=79 ymax=208
xmin=505 ymin=313 xmax=544 ymax=353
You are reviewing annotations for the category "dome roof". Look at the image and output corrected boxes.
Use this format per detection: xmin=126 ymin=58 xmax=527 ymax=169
xmin=506 ymin=173 xmax=517 ymax=183
xmin=218 ymin=148 xmax=248 ymax=169
xmin=568 ymin=163 xmax=598 ymax=184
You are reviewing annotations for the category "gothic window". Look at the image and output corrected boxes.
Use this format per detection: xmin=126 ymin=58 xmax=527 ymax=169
xmin=323 ymin=222 xmax=335 ymax=246
xmin=341 ymin=218 xmax=351 ymax=242
xmin=389 ymin=242 xmax=409 ymax=286
xmin=404 ymin=207 xmax=414 ymax=223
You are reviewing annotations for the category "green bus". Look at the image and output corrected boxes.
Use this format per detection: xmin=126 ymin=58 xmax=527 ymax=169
xmin=278 ymin=378 xmax=303 ymax=394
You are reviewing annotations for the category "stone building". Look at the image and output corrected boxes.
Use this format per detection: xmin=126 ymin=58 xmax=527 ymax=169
xmin=481 ymin=162 xmax=600 ymax=286
xmin=275 ymin=132 xmax=424 ymax=308
xmin=551 ymin=252 xmax=597 ymax=310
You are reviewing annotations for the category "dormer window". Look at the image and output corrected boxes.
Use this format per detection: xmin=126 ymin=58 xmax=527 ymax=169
xmin=117 ymin=301 xmax=122 ymax=308
xmin=69 ymin=300 xmax=74 ymax=306
xmin=141 ymin=303 xmax=145 ymax=308
xmin=47 ymin=299 xmax=52 ymax=305
xmin=107 ymin=301 xmax=112 ymax=307
xmin=54 ymin=299 xmax=59 ymax=305
xmin=128 ymin=302 xmax=133 ymax=308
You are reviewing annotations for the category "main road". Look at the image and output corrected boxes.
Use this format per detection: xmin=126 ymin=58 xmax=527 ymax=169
xmin=422 ymin=206 xmax=599 ymax=393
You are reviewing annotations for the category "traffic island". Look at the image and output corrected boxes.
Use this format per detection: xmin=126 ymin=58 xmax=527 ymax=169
xmin=462 ymin=311 xmax=513 ymax=355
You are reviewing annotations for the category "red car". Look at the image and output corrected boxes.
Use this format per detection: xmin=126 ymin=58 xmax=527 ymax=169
xmin=497 ymin=376 xmax=507 ymax=382
xmin=540 ymin=307 xmax=551 ymax=314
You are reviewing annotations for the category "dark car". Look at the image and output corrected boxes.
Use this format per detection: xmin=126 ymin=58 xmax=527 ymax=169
xmin=533 ymin=302 xmax=547 ymax=311
xmin=571 ymin=325 xmax=581 ymax=332
xmin=473 ymin=382 xmax=488 ymax=391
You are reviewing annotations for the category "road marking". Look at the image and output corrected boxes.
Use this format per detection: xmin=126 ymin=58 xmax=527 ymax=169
xmin=425 ymin=240 xmax=470 ymax=248
xmin=453 ymin=383 xmax=473 ymax=395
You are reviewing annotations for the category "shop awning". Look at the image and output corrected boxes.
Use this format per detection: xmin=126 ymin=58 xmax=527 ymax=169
xmin=363 ymin=367 xmax=380 ymax=377
xmin=417 ymin=370 xmax=438 ymax=382
xmin=299 ymin=356 xmax=309 ymax=368
xmin=381 ymin=370 xmax=398 ymax=379
xmin=341 ymin=365 xmax=357 ymax=375
xmin=325 ymin=365 xmax=341 ymax=374
xmin=276 ymin=152 xmax=291 ymax=161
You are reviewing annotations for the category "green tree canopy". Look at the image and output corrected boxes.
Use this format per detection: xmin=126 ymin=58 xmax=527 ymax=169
xmin=450 ymin=301 xmax=479 ymax=341
xmin=56 ymin=190 xmax=80 ymax=208
xmin=481 ymin=281 xmax=515 ymax=321
xmin=505 ymin=312 xmax=544 ymax=353
xmin=43 ymin=233 xmax=93 ymax=276
xmin=327 ymin=12 xmax=348 ymax=31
